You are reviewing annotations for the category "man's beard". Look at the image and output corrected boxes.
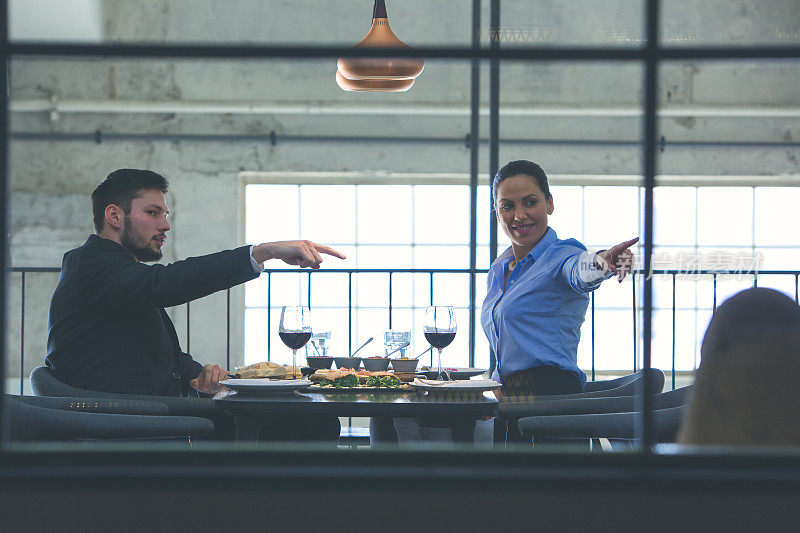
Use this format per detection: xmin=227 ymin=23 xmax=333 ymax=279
xmin=120 ymin=217 xmax=163 ymax=262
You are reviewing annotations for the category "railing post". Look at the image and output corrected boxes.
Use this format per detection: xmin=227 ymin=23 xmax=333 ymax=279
xmin=712 ymin=273 xmax=717 ymax=313
xmin=672 ymin=273 xmax=676 ymax=390
xmin=388 ymin=271 xmax=393 ymax=329
xmin=226 ymin=288 xmax=231 ymax=371
xmin=348 ymin=272 xmax=353 ymax=356
xmin=19 ymin=271 xmax=25 ymax=394
xmin=590 ymin=291 xmax=595 ymax=382
xmin=632 ymin=271 xmax=637 ymax=372
xmin=267 ymin=272 xmax=271 ymax=362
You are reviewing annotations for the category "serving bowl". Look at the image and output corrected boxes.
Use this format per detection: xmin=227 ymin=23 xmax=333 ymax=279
xmin=362 ymin=357 xmax=391 ymax=371
xmin=305 ymin=356 xmax=334 ymax=369
xmin=334 ymin=357 xmax=362 ymax=370
xmin=390 ymin=358 xmax=419 ymax=372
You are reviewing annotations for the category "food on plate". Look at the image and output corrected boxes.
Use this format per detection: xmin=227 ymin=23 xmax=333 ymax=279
xmin=309 ymin=369 xmax=405 ymax=388
xmin=234 ymin=362 xmax=302 ymax=379
xmin=234 ymin=361 xmax=285 ymax=379
xmin=365 ymin=375 xmax=401 ymax=388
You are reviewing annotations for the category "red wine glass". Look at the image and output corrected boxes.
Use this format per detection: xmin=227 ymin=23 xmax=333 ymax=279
xmin=423 ymin=306 xmax=456 ymax=380
xmin=279 ymin=306 xmax=312 ymax=379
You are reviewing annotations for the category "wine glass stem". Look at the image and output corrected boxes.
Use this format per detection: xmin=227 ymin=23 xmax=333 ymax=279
xmin=292 ymin=349 xmax=297 ymax=379
xmin=437 ymin=348 xmax=443 ymax=380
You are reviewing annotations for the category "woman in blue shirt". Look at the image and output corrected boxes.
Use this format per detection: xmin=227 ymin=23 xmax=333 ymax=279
xmin=481 ymin=160 xmax=637 ymax=441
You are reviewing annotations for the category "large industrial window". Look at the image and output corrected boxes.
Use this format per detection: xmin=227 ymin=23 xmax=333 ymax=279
xmin=244 ymin=180 xmax=800 ymax=380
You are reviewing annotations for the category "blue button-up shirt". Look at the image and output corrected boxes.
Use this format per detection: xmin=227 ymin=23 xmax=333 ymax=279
xmin=480 ymin=228 xmax=612 ymax=388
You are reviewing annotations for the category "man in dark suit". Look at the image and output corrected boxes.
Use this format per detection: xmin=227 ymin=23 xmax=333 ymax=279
xmin=46 ymin=168 xmax=344 ymax=398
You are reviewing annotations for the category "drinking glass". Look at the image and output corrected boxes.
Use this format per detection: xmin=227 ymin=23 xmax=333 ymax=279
xmin=423 ymin=306 xmax=456 ymax=380
xmin=279 ymin=306 xmax=312 ymax=379
xmin=384 ymin=330 xmax=411 ymax=358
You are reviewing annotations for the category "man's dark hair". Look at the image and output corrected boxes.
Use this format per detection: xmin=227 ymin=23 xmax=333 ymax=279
xmin=492 ymin=160 xmax=551 ymax=203
xmin=91 ymin=169 xmax=169 ymax=233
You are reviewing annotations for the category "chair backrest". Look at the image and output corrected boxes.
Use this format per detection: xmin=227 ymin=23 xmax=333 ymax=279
xmin=517 ymin=405 xmax=687 ymax=442
xmin=30 ymin=366 xmax=220 ymax=418
xmin=584 ymin=372 xmax=643 ymax=392
xmin=546 ymin=368 xmax=665 ymax=400
xmin=10 ymin=394 xmax=169 ymax=415
xmin=30 ymin=366 xmax=123 ymax=398
xmin=652 ymin=385 xmax=693 ymax=410
xmin=5 ymin=395 xmax=213 ymax=442
xmin=501 ymin=384 xmax=692 ymax=418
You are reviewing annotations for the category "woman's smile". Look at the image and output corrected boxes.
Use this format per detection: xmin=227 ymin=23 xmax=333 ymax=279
xmin=511 ymin=222 xmax=535 ymax=236
xmin=495 ymin=174 xmax=554 ymax=259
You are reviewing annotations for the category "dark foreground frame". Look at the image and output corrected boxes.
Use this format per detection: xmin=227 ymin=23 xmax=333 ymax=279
xmin=1 ymin=1 xmax=800 ymax=508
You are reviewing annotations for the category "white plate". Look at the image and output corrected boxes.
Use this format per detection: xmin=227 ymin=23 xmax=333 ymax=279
xmin=409 ymin=378 xmax=500 ymax=394
xmin=219 ymin=378 xmax=312 ymax=394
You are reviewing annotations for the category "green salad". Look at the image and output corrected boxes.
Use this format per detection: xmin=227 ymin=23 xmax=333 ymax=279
xmin=319 ymin=374 xmax=401 ymax=388
xmin=320 ymin=374 xmax=360 ymax=388
xmin=365 ymin=375 xmax=401 ymax=388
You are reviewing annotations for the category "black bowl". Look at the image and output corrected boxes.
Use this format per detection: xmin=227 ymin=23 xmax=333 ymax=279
xmin=305 ymin=356 xmax=334 ymax=369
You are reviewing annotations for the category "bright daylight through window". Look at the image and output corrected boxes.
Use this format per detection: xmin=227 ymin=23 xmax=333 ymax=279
xmin=244 ymin=181 xmax=800 ymax=381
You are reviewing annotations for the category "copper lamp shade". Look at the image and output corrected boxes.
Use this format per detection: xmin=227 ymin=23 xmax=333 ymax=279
xmin=336 ymin=0 xmax=424 ymax=91
xmin=335 ymin=70 xmax=414 ymax=92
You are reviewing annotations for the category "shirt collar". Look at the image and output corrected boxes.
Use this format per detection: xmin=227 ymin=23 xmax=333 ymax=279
xmin=490 ymin=227 xmax=558 ymax=270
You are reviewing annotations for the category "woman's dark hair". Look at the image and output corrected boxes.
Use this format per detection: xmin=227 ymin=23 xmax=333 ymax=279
xmin=491 ymin=160 xmax=551 ymax=203
xmin=91 ymin=169 xmax=169 ymax=233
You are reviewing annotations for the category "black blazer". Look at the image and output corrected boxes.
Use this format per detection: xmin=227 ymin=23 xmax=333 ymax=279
xmin=46 ymin=234 xmax=260 ymax=396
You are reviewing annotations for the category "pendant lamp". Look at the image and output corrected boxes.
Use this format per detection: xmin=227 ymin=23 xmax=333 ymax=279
xmin=337 ymin=0 xmax=424 ymax=91
xmin=336 ymin=70 xmax=415 ymax=92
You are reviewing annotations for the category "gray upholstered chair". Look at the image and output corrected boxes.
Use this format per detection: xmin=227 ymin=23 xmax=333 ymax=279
xmin=498 ymin=368 xmax=666 ymax=420
xmin=503 ymin=381 xmax=686 ymax=420
xmin=30 ymin=366 xmax=233 ymax=439
xmin=517 ymin=386 xmax=693 ymax=445
xmin=583 ymin=370 xmax=663 ymax=392
xmin=5 ymin=395 xmax=214 ymax=442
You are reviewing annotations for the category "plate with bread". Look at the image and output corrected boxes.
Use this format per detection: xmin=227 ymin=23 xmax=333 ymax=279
xmin=231 ymin=361 xmax=304 ymax=379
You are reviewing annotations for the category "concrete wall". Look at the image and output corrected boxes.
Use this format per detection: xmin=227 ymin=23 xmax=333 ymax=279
xmin=5 ymin=0 xmax=800 ymax=381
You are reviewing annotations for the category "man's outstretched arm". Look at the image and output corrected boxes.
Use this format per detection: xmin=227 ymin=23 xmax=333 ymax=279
xmin=251 ymin=240 xmax=346 ymax=270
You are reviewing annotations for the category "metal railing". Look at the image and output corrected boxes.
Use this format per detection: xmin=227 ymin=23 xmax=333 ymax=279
xmin=10 ymin=265 xmax=799 ymax=395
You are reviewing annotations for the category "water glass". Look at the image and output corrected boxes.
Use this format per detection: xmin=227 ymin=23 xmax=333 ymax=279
xmin=384 ymin=330 xmax=411 ymax=358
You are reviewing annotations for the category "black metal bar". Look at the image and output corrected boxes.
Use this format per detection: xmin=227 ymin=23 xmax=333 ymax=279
xmin=1 ymin=0 xmax=9 ymax=442
xmin=7 ymin=42 xmax=800 ymax=61
xmin=19 ymin=272 xmax=24 ymax=394
xmin=672 ymin=274 xmax=676 ymax=391
xmin=348 ymin=272 xmax=353 ymax=356
xmin=226 ymin=289 xmax=231 ymax=371
xmin=487 ymin=0 xmax=501 ymax=379
xmin=636 ymin=0 xmax=659 ymax=451
xmin=307 ymin=271 xmax=312 ymax=309
xmin=12 ymin=131 xmax=800 ymax=150
xmin=467 ymin=0 xmax=481 ymax=370
xmin=184 ymin=302 xmax=190 ymax=354
xmin=796 ymin=273 xmax=799 ymax=304
xmin=388 ymin=272 xmax=393 ymax=329
xmin=590 ymin=292 xmax=596 ymax=382
xmin=267 ymin=272 xmax=271 ymax=362
xmin=753 ymin=272 xmax=758 ymax=288
xmin=488 ymin=0 xmax=500 ymax=266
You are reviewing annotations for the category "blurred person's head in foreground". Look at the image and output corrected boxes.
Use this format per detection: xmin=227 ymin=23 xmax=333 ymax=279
xmin=678 ymin=287 xmax=800 ymax=448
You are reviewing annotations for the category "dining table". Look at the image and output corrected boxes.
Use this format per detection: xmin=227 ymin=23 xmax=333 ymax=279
xmin=213 ymin=386 xmax=499 ymax=443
